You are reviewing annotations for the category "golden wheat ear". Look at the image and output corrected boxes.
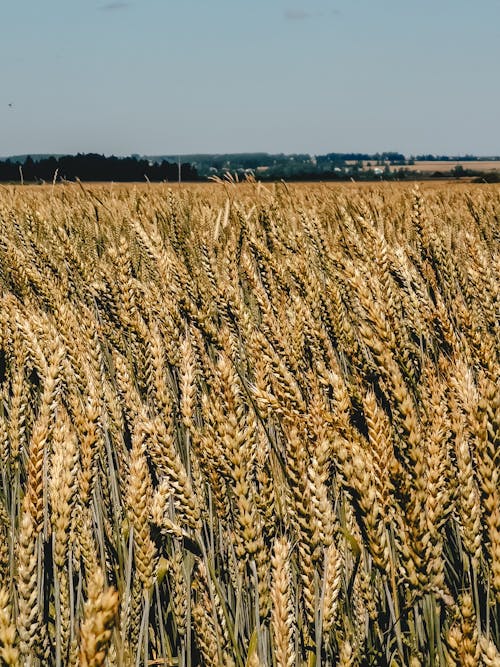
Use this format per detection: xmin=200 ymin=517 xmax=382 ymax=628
xmin=79 ymin=568 xmax=119 ymax=667
xmin=0 ymin=587 xmax=19 ymax=666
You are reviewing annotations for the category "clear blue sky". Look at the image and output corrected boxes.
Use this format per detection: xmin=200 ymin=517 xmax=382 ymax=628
xmin=2 ymin=0 xmax=500 ymax=157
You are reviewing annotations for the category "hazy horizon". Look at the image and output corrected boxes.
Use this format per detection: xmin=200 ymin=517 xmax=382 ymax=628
xmin=3 ymin=150 xmax=500 ymax=161
xmin=2 ymin=0 xmax=500 ymax=157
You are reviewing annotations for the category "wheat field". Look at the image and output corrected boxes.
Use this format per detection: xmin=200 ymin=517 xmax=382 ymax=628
xmin=0 ymin=180 xmax=498 ymax=666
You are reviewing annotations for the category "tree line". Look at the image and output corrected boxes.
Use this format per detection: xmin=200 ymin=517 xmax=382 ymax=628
xmin=1 ymin=152 xmax=499 ymax=183
xmin=0 ymin=153 xmax=198 ymax=183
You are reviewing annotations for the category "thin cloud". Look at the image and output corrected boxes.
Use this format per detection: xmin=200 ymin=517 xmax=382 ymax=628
xmin=284 ymin=9 xmax=312 ymax=21
xmin=284 ymin=8 xmax=341 ymax=21
xmin=99 ymin=2 xmax=130 ymax=11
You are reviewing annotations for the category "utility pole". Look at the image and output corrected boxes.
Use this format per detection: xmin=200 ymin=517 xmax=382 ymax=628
xmin=178 ymin=156 xmax=181 ymax=185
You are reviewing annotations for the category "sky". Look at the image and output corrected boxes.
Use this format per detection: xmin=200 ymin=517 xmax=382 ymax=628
xmin=1 ymin=0 xmax=500 ymax=157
